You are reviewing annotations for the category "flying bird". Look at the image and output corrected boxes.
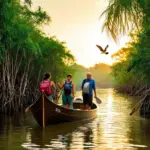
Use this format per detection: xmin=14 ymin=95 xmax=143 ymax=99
xmin=96 ymin=44 xmax=109 ymax=54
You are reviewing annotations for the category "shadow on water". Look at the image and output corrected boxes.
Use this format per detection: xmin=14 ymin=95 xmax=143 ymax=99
xmin=0 ymin=89 xmax=150 ymax=150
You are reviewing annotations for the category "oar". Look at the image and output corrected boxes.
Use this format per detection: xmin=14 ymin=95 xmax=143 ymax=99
xmin=42 ymin=93 xmax=45 ymax=128
xmin=95 ymin=96 xmax=102 ymax=104
xmin=57 ymin=89 xmax=63 ymax=101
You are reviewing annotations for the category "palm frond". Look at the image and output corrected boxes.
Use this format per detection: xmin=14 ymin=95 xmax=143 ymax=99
xmin=101 ymin=0 xmax=143 ymax=41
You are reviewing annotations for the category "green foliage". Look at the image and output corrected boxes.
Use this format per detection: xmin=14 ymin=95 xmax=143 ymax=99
xmin=102 ymin=0 xmax=150 ymax=94
xmin=0 ymin=0 xmax=75 ymax=111
xmin=0 ymin=0 xmax=75 ymax=80
xmin=101 ymin=0 xmax=142 ymax=41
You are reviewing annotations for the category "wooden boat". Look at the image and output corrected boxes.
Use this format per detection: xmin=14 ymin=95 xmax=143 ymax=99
xmin=29 ymin=94 xmax=97 ymax=128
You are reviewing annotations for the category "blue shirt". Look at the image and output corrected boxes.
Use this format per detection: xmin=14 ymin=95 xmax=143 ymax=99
xmin=81 ymin=79 xmax=96 ymax=95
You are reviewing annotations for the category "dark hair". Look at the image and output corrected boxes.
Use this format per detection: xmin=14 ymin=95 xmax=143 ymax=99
xmin=67 ymin=74 xmax=72 ymax=78
xmin=44 ymin=72 xmax=51 ymax=80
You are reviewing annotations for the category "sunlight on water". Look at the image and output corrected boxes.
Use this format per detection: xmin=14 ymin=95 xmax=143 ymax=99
xmin=0 ymin=89 xmax=150 ymax=150
xmin=26 ymin=131 xmax=31 ymax=143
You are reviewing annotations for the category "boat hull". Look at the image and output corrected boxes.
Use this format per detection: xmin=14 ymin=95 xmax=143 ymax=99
xmin=30 ymin=94 xmax=97 ymax=127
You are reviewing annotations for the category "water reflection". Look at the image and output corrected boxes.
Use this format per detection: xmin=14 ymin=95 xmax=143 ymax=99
xmin=22 ymin=121 xmax=95 ymax=150
xmin=0 ymin=89 xmax=150 ymax=150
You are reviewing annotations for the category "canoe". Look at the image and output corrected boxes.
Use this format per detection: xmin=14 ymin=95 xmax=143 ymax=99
xmin=29 ymin=94 xmax=97 ymax=128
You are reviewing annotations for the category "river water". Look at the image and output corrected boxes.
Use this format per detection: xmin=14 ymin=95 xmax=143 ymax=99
xmin=0 ymin=89 xmax=150 ymax=150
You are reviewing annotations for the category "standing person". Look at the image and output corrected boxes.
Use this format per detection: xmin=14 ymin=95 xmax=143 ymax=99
xmin=40 ymin=72 xmax=56 ymax=101
xmin=81 ymin=72 xmax=97 ymax=110
xmin=58 ymin=75 xmax=75 ymax=109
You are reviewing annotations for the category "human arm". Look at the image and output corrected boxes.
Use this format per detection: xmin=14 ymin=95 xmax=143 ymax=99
xmin=94 ymin=90 xmax=97 ymax=98
xmin=93 ymin=80 xmax=97 ymax=98
xmin=72 ymin=83 xmax=75 ymax=98
xmin=81 ymin=80 xmax=85 ymax=95
xmin=51 ymin=81 xmax=56 ymax=89
xmin=57 ymin=81 xmax=64 ymax=89
xmin=81 ymin=79 xmax=85 ymax=91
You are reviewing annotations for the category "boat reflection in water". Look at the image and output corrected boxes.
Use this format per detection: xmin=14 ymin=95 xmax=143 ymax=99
xmin=22 ymin=120 xmax=95 ymax=149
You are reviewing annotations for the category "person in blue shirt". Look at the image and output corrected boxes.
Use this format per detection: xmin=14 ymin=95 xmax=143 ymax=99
xmin=81 ymin=72 xmax=97 ymax=110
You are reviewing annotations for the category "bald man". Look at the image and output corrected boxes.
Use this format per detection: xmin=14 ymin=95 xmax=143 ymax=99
xmin=81 ymin=72 xmax=97 ymax=110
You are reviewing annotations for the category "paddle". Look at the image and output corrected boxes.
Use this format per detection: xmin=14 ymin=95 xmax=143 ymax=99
xmin=95 ymin=96 xmax=102 ymax=104
xmin=57 ymin=89 xmax=63 ymax=101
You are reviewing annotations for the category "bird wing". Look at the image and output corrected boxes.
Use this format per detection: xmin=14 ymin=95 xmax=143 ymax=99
xmin=104 ymin=45 xmax=109 ymax=52
xmin=96 ymin=45 xmax=104 ymax=52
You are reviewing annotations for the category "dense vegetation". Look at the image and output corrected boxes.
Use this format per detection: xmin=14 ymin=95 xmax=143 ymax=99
xmin=102 ymin=0 xmax=150 ymax=116
xmin=0 ymin=0 xmax=75 ymax=113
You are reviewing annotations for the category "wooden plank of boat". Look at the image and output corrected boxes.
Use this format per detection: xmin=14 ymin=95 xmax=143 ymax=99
xmin=29 ymin=94 xmax=97 ymax=127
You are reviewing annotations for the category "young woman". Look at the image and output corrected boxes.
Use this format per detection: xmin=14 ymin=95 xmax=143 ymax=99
xmin=40 ymin=72 xmax=56 ymax=101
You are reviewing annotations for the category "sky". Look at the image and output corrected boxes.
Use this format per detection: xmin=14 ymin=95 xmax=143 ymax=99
xmin=32 ymin=0 xmax=130 ymax=67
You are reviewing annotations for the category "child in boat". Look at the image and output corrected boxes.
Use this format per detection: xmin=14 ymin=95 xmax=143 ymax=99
xmin=58 ymin=74 xmax=75 ymax=109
